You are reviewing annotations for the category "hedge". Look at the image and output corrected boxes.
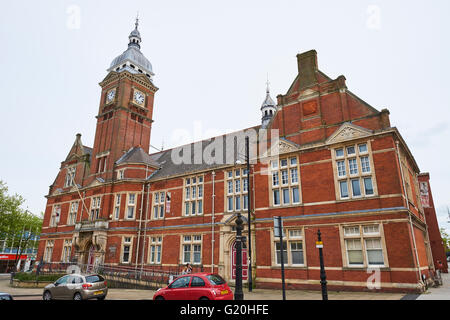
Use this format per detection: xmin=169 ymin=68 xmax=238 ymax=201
xmin=13 ymin=272 xmax=66 ymax=282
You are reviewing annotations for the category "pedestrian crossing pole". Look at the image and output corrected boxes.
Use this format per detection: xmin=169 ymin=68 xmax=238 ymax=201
xmin=274 ymin=216 xmax=286 ymax=300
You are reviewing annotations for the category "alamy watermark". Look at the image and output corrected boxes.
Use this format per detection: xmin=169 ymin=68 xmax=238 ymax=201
xmin=366 ymin=5 xmax=382 ymax=30
xmin=366 ymin=267 xmax=381 ymax=290
xmin=169 ymin=125 xmax=280 ymax=174
xmin=66 ymin=4 xmax=81 ymax=30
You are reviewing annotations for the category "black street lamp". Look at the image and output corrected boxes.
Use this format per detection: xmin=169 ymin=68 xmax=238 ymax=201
xmin=234 ymin=212 xmax=244 ymax=300
xmin=317 ymin=229 xmax=328 ymax=300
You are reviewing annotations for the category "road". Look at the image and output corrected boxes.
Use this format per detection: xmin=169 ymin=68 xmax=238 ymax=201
xmin=8 ymin=273 xmax=448 ymax=300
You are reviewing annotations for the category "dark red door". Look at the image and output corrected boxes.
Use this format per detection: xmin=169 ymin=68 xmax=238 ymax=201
xmin=87 ymin=245 xmax=95 ymax=273
xmin=231 ymin=241 xmax=248 ymax=280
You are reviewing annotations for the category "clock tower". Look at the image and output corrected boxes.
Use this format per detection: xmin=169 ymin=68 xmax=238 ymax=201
xmin=90 ymin=18 xmax=158 ymax=179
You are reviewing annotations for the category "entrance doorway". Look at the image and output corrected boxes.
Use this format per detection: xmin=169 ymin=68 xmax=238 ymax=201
xmin=86 ymin=244 xmax=95 ymax=273
xmin=231 ymin=240 xmax=248 ymax=280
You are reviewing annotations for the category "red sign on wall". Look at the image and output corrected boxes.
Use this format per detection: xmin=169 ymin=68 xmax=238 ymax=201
xmin=0 ymin=254 xmax=28 ymax=260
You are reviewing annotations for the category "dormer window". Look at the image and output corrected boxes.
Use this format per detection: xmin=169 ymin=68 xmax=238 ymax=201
xmin=96 ymin=156 xmax=107 ymax=173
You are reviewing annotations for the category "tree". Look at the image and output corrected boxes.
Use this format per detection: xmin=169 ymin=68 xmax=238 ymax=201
xmin=0 ymin=180 xmax=42 ymax=271
xmin=440 ymin=228 xmax=450 ymax=253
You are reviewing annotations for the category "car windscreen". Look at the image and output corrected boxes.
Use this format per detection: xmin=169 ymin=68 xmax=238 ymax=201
xmin=85 ymin=275 xmax=105 ymax=283
xmin=206 ymin=274 xmax=226 ymax=285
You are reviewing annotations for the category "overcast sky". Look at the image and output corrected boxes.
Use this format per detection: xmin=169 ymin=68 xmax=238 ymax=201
xmin=0 ymin=0 xmax=449 ymax=233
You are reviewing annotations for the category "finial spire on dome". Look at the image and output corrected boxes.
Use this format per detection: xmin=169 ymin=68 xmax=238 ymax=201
xmin=261 ymin=76 xmax=275 ymax=108
xmin=128 ymin=14 xmax=142 ymax=49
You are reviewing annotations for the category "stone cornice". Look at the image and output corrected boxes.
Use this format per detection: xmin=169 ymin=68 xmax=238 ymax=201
xmin=99 ymin=70 xmax=158 ymax=92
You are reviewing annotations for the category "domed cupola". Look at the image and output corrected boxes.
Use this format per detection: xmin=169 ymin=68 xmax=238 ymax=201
xmin=108 ymin=17 xmax=155 ymax=80
xmin=261 ymin=81 xmax=277 ymax=128
xmin=128 ymin=18 xmax=142 ymax=49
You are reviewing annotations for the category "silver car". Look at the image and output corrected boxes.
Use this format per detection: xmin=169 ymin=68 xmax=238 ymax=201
xmin=43 ymin=274 xmax=108 ymax=300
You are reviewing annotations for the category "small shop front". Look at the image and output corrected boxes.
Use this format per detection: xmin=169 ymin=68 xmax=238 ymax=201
xmin=0 ymin=254 xmax=29 ymax=273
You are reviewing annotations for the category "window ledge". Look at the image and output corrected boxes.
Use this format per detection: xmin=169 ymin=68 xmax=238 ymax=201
xmin=342 ymin=266 xmax=389 ymax=271
xmin=336 ymin=196 xmax=380 ymax=203
xmin=271 ymin=265 xmax=307 ymax=270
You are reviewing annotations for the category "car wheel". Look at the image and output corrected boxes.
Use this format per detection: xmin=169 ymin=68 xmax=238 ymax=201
xmin=43 ymin=291 xmax=52 ymax=301
xmin=73 ymin=292 xmax=83 ymax=301
xmin=199 ymin=297 xmax=209 ymax=300
xmin=155 ymin=296 xmax=164 ymax=300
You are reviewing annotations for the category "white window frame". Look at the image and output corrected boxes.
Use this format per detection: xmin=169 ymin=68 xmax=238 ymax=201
xmin=184 ymin=175 xmax=204 ymax=216
xmin=273 ymin=228 xmax=305 ymax=267
xmin=44 ymin=240 xmax=55 ymax=262
xmin=90 ymin=196 xmax=101 ymax=221
xmin=121 ymin=237 xmax=133 ymax=264
xmin=126 ymin=193 xmax=136 ymax=220
xmin=152 ymin=192 xmax=165 ymax=220
xmin=270 ymin=156 xmax=301 ymax=207
xmin=342 ymin=224 xmax=386 ymax=268
xmin=113 ymin=194 xmax=121 ymax=220
xmin=148 ymin=236 xmax=162 ymax=264
xmin=333 ymin=142 xmax=377 ymax=200
xmin=181 ymin=234 xmax=202 ymax=265
xmin=67 ymin=201 xmax=79 ymax=225
xmin=50 ymin=205 xmax=61 ymax=227
xmin=64 ymin=166 xmax=76 ymax=187
xmin=61 ymin=239 xmax=72 ymax=263
xmin=225 ymin=168 xmax=248 ymax=212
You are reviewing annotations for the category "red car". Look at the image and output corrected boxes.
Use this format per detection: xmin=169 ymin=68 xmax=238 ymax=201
xmin=153 ymin=273 xmax=233 ymax=300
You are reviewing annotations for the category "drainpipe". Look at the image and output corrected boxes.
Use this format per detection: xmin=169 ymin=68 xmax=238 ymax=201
xmin=140 ymin=181 xmax=151 ymax=274
xmin=395 ymin=141 xmax=422 ymax=287
xmin=135 ymin=167 xmax=147 ymax=273
xmin=211 ymin=171 xmax=216 ymax=273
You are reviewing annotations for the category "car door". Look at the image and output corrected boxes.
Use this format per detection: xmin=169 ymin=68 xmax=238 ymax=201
xmin=52 ymin=275 xmax=70 ymax=299
xmin=65 ymin=275 xmax=83 ymax=299
xmin=189 ymin=276 xmax=207 ymax=300
xmin=166 ymin=276 xmax=191 ymax=300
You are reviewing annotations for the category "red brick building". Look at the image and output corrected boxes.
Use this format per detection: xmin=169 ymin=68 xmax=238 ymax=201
xmin=38 ymin=21 xmax=445 ymax=293
xmin=418 ymin=173 xmax=448 ymax=273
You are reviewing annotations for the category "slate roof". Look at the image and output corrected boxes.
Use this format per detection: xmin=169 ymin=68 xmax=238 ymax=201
xmin=147 ymin=126 xmax=261 ymax=181
xmin=83 ymin=145 xmax=92 ymax=161
xmin=116 ymin=146 xmax=160 ymax=168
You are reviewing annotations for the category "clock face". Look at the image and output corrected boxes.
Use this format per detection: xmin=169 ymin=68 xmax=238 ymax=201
xmin=106 ymin=89 xmax=116 ymax=103
xmin=133 ymin=90 xmax=145 ymax=105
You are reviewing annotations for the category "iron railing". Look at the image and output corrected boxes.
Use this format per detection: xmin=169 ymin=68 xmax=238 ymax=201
xmin=34 ymin=262 xmax=205 ymax=289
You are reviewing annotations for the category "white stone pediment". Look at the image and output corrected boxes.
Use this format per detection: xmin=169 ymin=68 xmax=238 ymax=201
xmin=223 ymin=212 xmax=248 ymax=225
xmin=326 ymin=122 xmax=373 ymax=145
xmin=278 ymin=139 xmax=299 ymax=154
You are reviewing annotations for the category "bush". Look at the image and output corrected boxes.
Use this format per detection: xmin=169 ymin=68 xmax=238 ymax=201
xmin=13 ymin=272 xmax=66 ymax=282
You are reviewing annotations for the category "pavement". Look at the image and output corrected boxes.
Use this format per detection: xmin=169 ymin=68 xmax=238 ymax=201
xmin=417 ymin=272 xmax=450 ymax=300
xmin=1 ymin=273 xmax=448 ymax=300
